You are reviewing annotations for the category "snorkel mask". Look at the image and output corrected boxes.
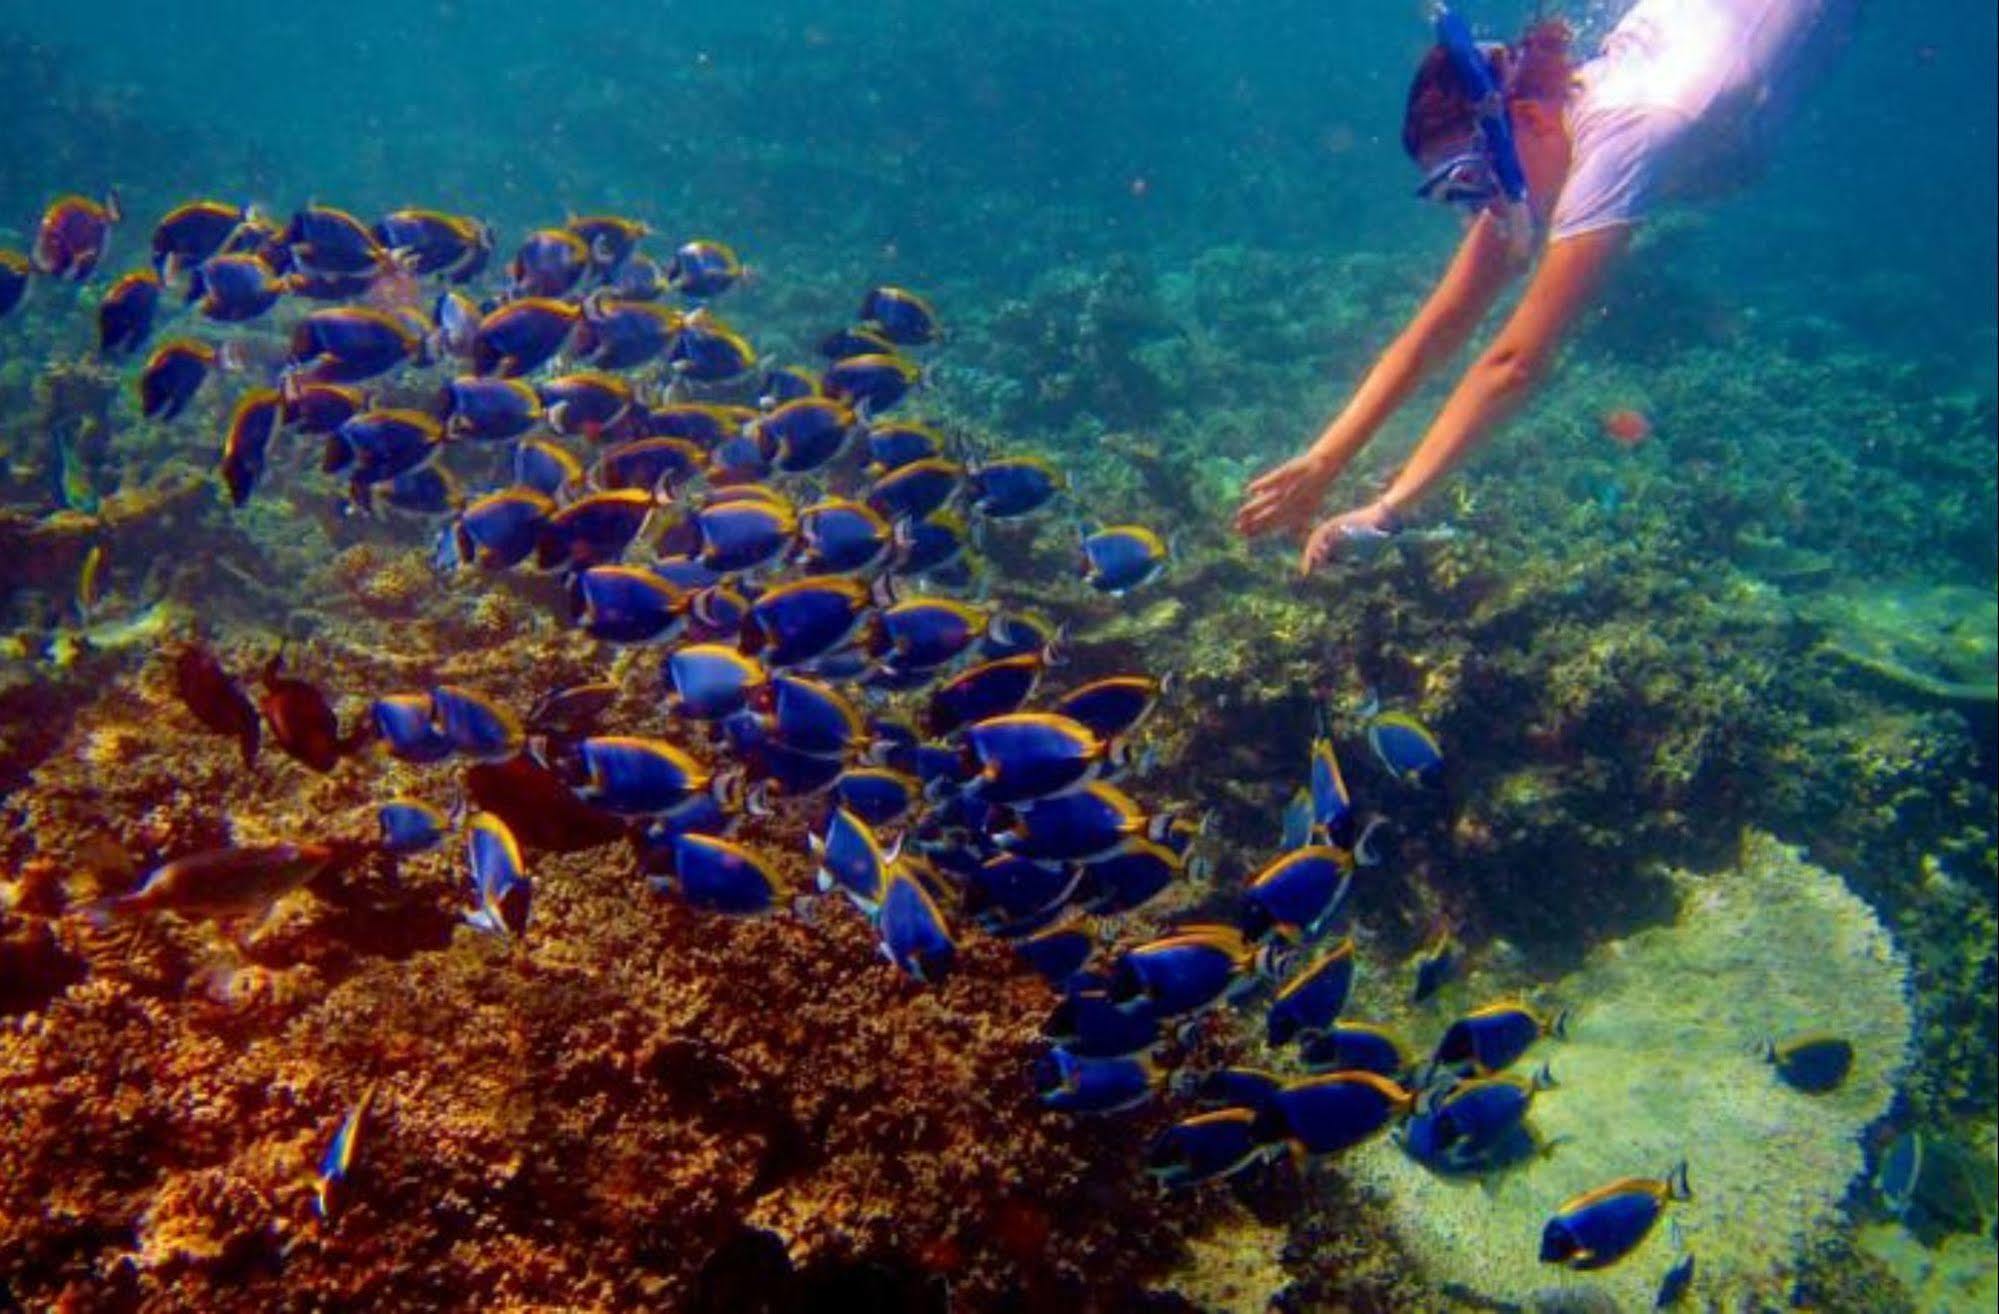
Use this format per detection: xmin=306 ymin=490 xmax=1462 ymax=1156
xmin=1418 ymin=4 xmax=1534 ymax=254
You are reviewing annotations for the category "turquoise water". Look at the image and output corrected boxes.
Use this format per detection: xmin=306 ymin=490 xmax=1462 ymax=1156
xmin=0 ymin=2 xmax=1993 ymax=1310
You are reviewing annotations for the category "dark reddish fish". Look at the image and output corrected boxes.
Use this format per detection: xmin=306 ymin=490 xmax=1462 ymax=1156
xmin=173 ymin=645 xmax=260 ymax=766
xmin=465 ymin=755 xmax=627 ymax=853
xmin=258 ymin=652 xmax=352 ymax=773
xmin=33 ymin=192 xmax=121 ymax=282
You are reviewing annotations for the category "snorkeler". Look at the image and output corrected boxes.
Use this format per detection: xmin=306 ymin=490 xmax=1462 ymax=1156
xmin=1236 ymin=0 xmax=1854 ymax=573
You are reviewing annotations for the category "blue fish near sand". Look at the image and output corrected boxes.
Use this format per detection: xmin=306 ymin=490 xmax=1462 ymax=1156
xmin=1540 ymin=1162 xmax=1691 ymax=1271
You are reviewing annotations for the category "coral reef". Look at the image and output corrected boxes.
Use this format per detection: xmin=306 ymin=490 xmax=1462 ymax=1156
xmin=1344 ymin=832 xmax=1913 ymax=1312
xmin=0 ymin=635 xmax=1212 ymax=1310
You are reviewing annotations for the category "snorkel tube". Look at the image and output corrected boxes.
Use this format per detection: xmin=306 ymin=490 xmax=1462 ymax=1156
xmin=1433 ymin=4 xmax=1534 ymax=255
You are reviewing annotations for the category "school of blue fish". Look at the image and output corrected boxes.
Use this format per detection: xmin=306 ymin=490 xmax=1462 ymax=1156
xmin=10 ymin=193 xmax=1855 ymax=1288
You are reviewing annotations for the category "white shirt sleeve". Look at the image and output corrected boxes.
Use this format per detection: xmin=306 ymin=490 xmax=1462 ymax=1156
xmin=1547 ymin=102 xmax=1696 ymax=242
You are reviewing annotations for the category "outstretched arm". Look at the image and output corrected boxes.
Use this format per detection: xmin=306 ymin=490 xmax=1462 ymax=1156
xmin=1235 ymin=211 xmax=1521 ymax=540
xmin=1301 ymin=224 xmax=1630 ymax=571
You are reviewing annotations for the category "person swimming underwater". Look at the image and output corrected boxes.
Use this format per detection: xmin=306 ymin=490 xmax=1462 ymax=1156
xmin=1236 ymin=0 xmax=1856 ymax=573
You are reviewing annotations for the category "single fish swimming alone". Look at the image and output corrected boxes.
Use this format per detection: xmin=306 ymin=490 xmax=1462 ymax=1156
xmin=314 ymin=1082 xmax=379 ymax=1222
xmin=81 ymin=841 xmax=347 ymax=926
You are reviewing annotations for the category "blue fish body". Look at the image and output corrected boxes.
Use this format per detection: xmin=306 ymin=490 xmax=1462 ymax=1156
xmin=858 ymin=285 xmax=942 ymax=346
xmin=766 ymin=673 xmax=864 ymax=758
xmin=1081 ymin=526 xmax=1168 ymax=595
xmin=371 ymin=693 xmax=455 ymax=764
xmin=1367 ymin=711 xmax=1445 ymax=787
xmin=377 ymin=799 xmax=450 ymax=855
xmin=1044 ymin=989 xmax=1162 ymax=1059
xmin=1434 ymin=1004 xmax=1564 ymax=1075
xmin=797 ymin=499 xmax=891 ymax=574
xmin=1280 ymin=788 xmax=1314 ymax=851
xmin=1260 ymin=1072 xmax=1412 ymax=1159
xmin=430 ymin=685 xmax=523 ymax=764
xmin=444 ymin=377 xmax=541 ymax=441
xmin=1111 ymin=928 xmax=1251 ymax=1019
xmin=664 ymin=643 xmax=766 ymax=721
xmin=669 ymin=314 xmax=756 ymax=381
xmin=1540 ymin=1165 xmax=1689 ymax=1270
xmin=1309 ymin=736 xmax=1359 ymax=848
xmin=1014 ymin=922 xmax=1094 ymax=986
xmin=966 ymin=854 xmax=1078 ymax=924
xmin=382 ymin=466 xmax=457 ymax=516
xmin=1078 ymin=840 xmax=1178 ymax=916
xmin=474 ymin=298 xmax=577 ymax=377
xmin=966 ymin=712 xmax=1104 ymax=805
xmin=509 ymin=229 xmax=587 ymax=298
xmin=1181 ymin=1066 xmax=1285 ymax=1112
xmin=876 ymin=598 xmax=985 ymax=670
xmin=513 ymin=436 xmax=581 ymax=497
xmin=1243 ymin=846 xmax=1351 ymax=942
xmin=867 ymin=458 xmax=960 ymax=522
xmin=579 ymin=736 xmax=711 ymax=815
xmin=538 ymin=490 xmax=654 ymax=572
xmin=194 ymin=253 xmax=286 ymax=321
xmin=667 ymin=834 xmax=777 ymax=916
xmin=749 ymin=738 xmax=848 ymax=798
xmin=596 ymin=437 xmax=704 ymax=495
xmin=1430 ymin=1072 xmax=1544 ymax=1164
xmin=813 ymin=807 xmax=890 ymax=906
xmin=98 ymin=271 xmax=161 ymax=353
xmin=758 ymin=364 xmax=821 ymax=407
xmin=286 ymin=204 xmax=385 ymax=276
xmin=968 ymin=458 xmax=1062 ymax=518
xmin=695 ymin=499 xmax=795 ymax=573
xmin=998 ymin=784 xmax=1146 ymax=862
xmin=753 ymin=398 xmax=854 ymax=474
xmin=579 ymin=297 xmax=676 ymax=369
xmin=924 ymin=656 xmax=1041 ymax=738
xmin=1266 ymin=939 xmax=1356 ymax=1046
xmin=1765 ymin=1034 xmax=1855 ymax=1094
xmin=826 ymin=352 xmax=919 ymax=416
xmin=340 ymin=410 xmax=440 ymax=486
xmin=830 ymin=768 xmax=918 ymax=827
xmin=877 ymin=866 xmax=956 ymax=981
xmin=464 ymin=813 xmax=531 ymax=937
xmin=220 ymin=389 xmax=283 ymax=508
xmin=1300 ymin=1023 xmax=1409 ymax=1079
xmin=865 ymin=420 xmax=944 ymax=472
xmin=665 ymin=240 xmax=743 ymax=299
xmin=457 ymin=488 xmax=556 ymax=571
xmin=139 ymin=341 xmax=213 ymax=420
xmin=292 ymin=308 xmax=421 ymax=381
xmin=574 ymin=566 xmax=685 ymax=644
xmin=313 ymin=1084 xmax=377 ymax=1221
xmin=746 ymin=578 xmax=870 ymax=668
xmin=1147 ymin=1109 xmax=1268 ymax=1189
xmin=1034 ymin=1048 xmax=1155 ymax=1115
xmin=1051 ymin=676 xmax=1162 ymax=743
xmin=980 ymin=611 xmax=1062 ymax=662
xmin=1412 ymin=937 xmax=1460 ymax=1003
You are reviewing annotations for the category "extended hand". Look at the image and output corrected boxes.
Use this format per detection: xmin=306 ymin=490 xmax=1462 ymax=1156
xmin=1299 ymin=501 xmax=1398 ymax=576
xmin=1235 ymin=452 xmax=1338 ymax=540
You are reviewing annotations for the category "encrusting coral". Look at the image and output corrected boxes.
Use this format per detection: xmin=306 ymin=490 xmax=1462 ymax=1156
xmin=1344 ymin=831 xmax=1913 ymax=1312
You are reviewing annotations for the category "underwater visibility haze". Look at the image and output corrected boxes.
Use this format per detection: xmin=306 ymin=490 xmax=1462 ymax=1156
xmin=0 ymin=0 xmax=1993 ymax=1310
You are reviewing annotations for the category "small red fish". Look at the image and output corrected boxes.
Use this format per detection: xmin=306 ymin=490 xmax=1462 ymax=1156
xmin=1602 ymin=408 xmax=1653 ymax=449
xmin=33 ymin=191 xmax=121 ymax=281
xmin=258 ymin=650 xmax=358 ymax=773
xmin=463 ymin=755 xmax=627 ymax=854
xmin=173 ymin=644 xmax=260 ymax=766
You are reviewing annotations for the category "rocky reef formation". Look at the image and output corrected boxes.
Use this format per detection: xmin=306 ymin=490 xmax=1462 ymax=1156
xmin=1348 ymin=832 xmax=1912 ymax=1312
